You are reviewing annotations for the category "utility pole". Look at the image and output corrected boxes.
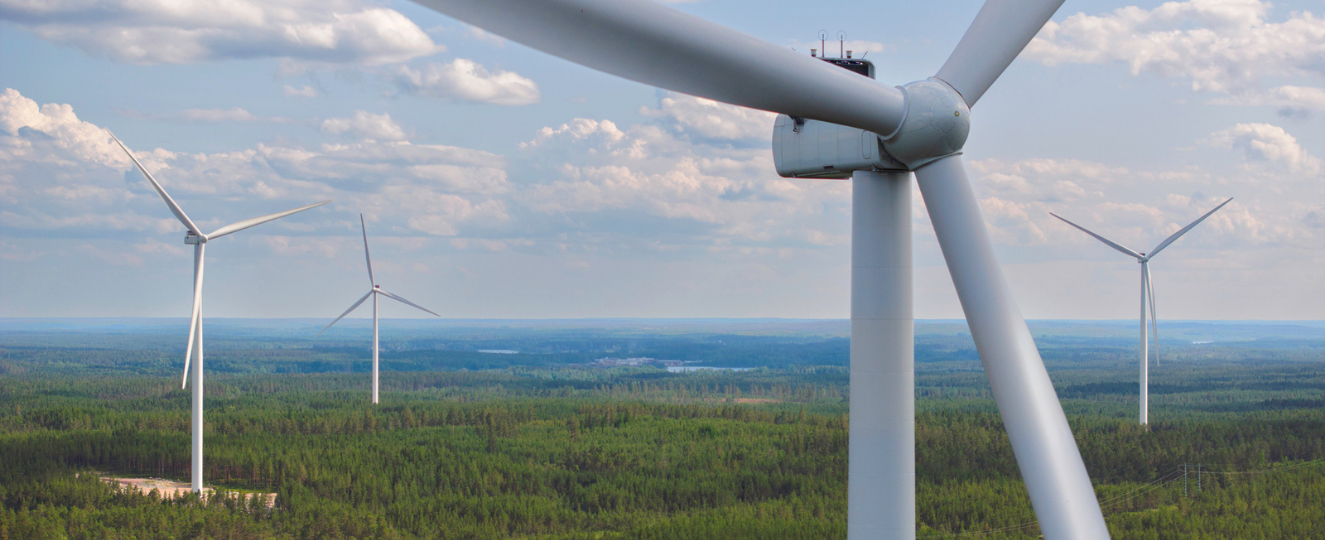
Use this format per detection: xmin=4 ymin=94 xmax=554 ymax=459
xmin=1183 ymin=463 xmax=1188 ymax=498
xmin=1197 ymin=464 xmax=1202 ymax=493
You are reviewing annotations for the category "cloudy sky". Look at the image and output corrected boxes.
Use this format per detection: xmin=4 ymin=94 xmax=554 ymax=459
xmin=1 ymin=0 xmax=1321 ymax=320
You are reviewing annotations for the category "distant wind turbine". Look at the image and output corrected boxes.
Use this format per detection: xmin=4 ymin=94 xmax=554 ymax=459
xmin=109 ymin=130 xmax=330 ymax=493
xmin=318 ymin=215 xmax=440 ymax=404
xmin=1052 ymin=198 xmax=1232 ymax=425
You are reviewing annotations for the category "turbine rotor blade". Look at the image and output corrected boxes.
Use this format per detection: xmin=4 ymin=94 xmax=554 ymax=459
xmin=1050 ymin=213 xmax=1143 ymax=260
xmin=108 ymin=130 xmax=202 ymax=236
xmin=317 ymin=290 xmax=376 ymax=337
xmin=377 ymin=289 xmax=441 ymax=317
xmin=206 ymin=200 xmax=331 ymax=241
xmin=182 ymin=244 xmax=205 ymax=388
xmin=934 ymin=0 xmax=1066 ymax=107
xmin=410 ymin=0 xmax=907 ymax=136
xmin=361 ymin=214 xmax=375 ymax=287
xmin=1146 ymin=198 xmax=1233 ymax=259
xmin=1148 ymin=265 xmax=1159 ymax=367
xmin=916 ymin=155 xmax=1109 ymax=539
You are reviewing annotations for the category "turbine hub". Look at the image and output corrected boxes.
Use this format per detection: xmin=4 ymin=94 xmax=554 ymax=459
xmin=882 ymin=78 xmax=970 ymax=170
xmin=184 ymin=231 xmax=204 ymax=245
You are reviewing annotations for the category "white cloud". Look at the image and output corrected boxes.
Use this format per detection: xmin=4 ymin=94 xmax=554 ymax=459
xmin=639 ymin=94 xmax=775 ymax=140
xmin=1026 ymin=0 xmax=1325 ymax=96
xmin=393 ymin=59 xmax=540 ymax=106
xmin=1207 ymin=123 xmax=1320 ymax=172
xmin=0 ymin=89 xmax=509 ymax=243
xmin=393 ymin=188 xmax=510 ymax=236
xmin=466 ymin=26 xmax=505 ymax=47
xmin=175 ymin=108 xmax=263 ymax=123
xmin=521 ymin=118 xmax=625 ymax=149
xmin=283 ymin=85 xmax=318 ymax=98
xmin=0 ymin=88 xmax=128 ymax=171
xmin=515 ymin=116 xmax=843 ymax=251
xmin=1208 ymin=85 xmax=1325 ymax=118
xmin=262 ymin=140 xmax=508 ymax=195
xmin=0 ymin=0 xmax=442 ymax=65
xmin=963 ymin=154 xmax=1320 ymax=254
xmin=969 ymin=158 xmax=1124 ymax=201
xmin=120 ymin=107 xmax=297 ymax=124
xmin=320 ymin=111 xmax=408 ymax=141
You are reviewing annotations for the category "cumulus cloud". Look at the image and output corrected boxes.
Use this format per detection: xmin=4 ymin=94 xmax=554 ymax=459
xmin=969 ymin=158 xmax=1123 ymax=201
xmin=0 ymin=89 xmax=509 ymax=244
xmin=640 ymin=94 xmax=775 ymax=140
xmin=320 ymin=111 xmax=408 ymax=141
xmin=393 ymin=59 xmax=540 ymax=106
xmin=4 ymin=88 xmax=1315 ymax=287
xmin=963 ymin=154 xmax=1319 ymax=252
xmin=515 ymin=116 xmax=841 ymax=252
xmin=466 ymin=26 xmax=506 ymax=47
xmin=1207 ymin=123 xmax=1320 ymax=172
xmin=0 ymin=0 xmax=442 ymax=65
xmin=521 ymin=118 xmax=625 ymax=149
xmin=119 ymin=107 xmax=297 ymax=124
xmin=1026 ymin=0 xmax=1325 ymax=101
xmin=1208 ymin=85 xmax=1325 ymax=118
xmin=5 ymin=84 xmax=1323 ymax=318
xmin=0 ymin=88 xmax=128 ymax=171
xmin=284 ymin=85 xmax=318 ymax=98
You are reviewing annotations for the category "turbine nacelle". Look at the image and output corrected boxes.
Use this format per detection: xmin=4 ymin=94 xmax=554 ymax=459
xmin=319 ymin=213 xmax=440 ymax=404
xmin=1052 ymin=199 xmax=1232 ymax=426
xmin=109 ymin=129 xmax=329 ymax=493
xmin=405 ymin=0 xmax=1111 ymax=536
xmin=772 ymin=79 xmax=970 ymax=178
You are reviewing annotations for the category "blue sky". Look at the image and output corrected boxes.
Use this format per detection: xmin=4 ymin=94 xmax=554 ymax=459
xmin=1 ymin=0 xmax=1322 ymax=320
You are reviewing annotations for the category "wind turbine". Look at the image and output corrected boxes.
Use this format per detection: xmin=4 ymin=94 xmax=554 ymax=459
xmin=318 ymin=214 xmax=440 ymax=404
xmin=408 ymin=0 xmax=1113 ymax=537
xmin=109 ymin=131 xmax=330 ymax=493
xmin=1051 ymin=198 xmax=1232 ymax=425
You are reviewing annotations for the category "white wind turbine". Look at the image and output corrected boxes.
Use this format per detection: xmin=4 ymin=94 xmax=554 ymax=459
xmin=409 ymin=0 xmax=1121 ymax=537
xmin=1051 ymin=198 xmax=1232 ymax=426
xmin=318 ymin=214 xmax=440 ymax=404
xmin=110 ymin=131 xmax=330 ymax=493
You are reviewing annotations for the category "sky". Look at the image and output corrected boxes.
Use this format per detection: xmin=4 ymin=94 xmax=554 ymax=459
xmin=1 ymin=0 xmax=1322 ymax=321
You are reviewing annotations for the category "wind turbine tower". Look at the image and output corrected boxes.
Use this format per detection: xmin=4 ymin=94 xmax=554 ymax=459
xmin=319 ymin=215 xmax=440 ymax=404
xmin=1052 ymin=198 xmax=1232 ymax=425
xmin=407 ymin=0 xmax=1163 ymax=537
xmin=110 ymin=131 xmax=329 ymax=493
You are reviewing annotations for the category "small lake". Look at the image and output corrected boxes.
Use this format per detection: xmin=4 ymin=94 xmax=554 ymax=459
xmin=666 ymin=366 xmax=752 ymax=373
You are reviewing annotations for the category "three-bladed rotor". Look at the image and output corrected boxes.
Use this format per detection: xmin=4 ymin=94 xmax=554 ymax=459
xmin=1052 ymin=198 xmax=1234 ymax=264
xmin=110 ymin=130 xmax=330 ymax=387
xmin=411 ymin=0 xmax=1064 ymax=169
xmin=1051 ymin=198 xmax=1234 ymax=370
xmin=318 ymin=214 xmax=440 ymax=337
xmin=403 ymin=1 xmax=1109 ymax=537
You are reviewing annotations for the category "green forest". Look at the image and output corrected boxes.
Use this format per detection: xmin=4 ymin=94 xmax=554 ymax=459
xmin=1 ymin=321 xmax=1323 ymax=539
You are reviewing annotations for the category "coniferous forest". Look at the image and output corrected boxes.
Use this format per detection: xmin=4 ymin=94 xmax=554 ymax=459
xmin=1 ymin=320 xmax=1323 ymax=539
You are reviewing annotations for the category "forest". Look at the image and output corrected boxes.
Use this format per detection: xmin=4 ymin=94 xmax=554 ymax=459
xmin=1 ymin=319 xmax=1323 ymax=539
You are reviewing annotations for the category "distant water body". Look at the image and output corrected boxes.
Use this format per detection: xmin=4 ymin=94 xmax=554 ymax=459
xmin=667 ymin=366 xmax=752 ymax=373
